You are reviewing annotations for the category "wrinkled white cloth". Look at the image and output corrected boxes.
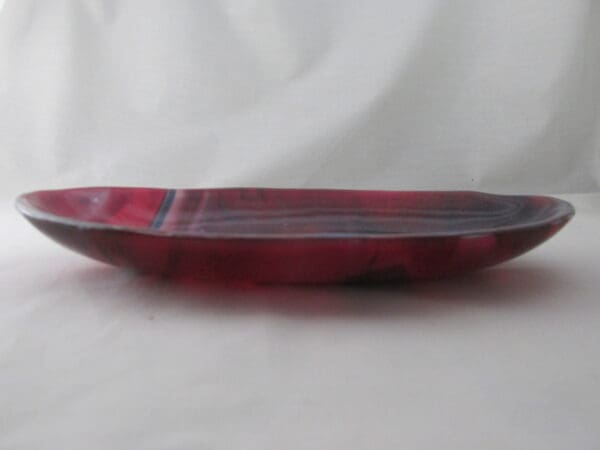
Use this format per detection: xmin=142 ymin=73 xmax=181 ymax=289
xmin=1 ymin=1 xmax=600 ymax=449
xmin=1 ymin=0 xmax=599 ymax=196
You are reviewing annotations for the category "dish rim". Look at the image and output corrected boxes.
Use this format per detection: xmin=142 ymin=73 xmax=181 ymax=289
xmin=15 ymin=187 xmax=576 ymax=240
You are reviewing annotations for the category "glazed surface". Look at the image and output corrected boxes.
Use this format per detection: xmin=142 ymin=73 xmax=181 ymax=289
xmin=17 ymin=188 xmax=574 ymax=283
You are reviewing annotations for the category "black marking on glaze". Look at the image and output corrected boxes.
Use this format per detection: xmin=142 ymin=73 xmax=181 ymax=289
xmin=150 ymin=189 xmax=176 ymax=229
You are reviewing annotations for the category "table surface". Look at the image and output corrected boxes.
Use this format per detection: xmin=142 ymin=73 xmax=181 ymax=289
xmin=1 ymin=194 xmax=599 ymax=450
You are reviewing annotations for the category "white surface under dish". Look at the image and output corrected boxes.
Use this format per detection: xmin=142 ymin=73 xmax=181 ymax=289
xmin=1 ymin=193 xmax=599 ymax=449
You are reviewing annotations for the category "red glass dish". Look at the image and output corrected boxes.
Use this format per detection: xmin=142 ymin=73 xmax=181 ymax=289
xmin=16 ymin=187 xmax=574 ymax=284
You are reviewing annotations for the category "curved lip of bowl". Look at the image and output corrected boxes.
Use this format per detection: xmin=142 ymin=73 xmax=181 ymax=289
xmin=15 ymin=187 xmax=576 ymax=240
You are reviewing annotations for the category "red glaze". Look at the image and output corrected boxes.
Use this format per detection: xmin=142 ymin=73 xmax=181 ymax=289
xmin=17 ymin=187 xmax=574 ymax=284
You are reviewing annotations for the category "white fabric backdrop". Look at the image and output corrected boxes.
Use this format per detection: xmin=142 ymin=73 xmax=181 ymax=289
xmin=1 ymin=1 xmax=600 ymax=449
xmin=1 ymin=0 xmax=599 ymax=197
